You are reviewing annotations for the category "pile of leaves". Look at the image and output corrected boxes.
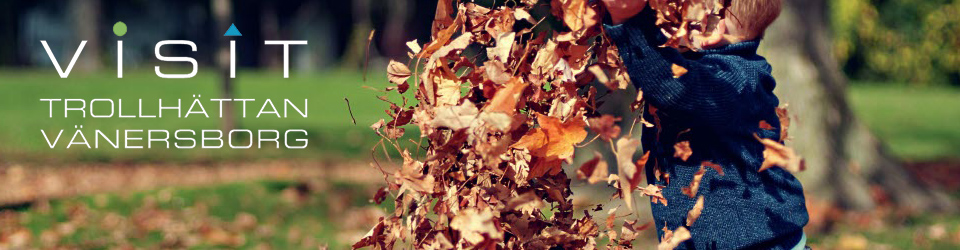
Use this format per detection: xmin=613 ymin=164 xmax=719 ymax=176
xmin=357 ymin=0 xmax=801 ymax=249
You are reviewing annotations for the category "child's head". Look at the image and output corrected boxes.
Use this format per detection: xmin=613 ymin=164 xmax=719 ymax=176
xmin=726 ymin=0 xmax=782 ymax=39
xmin=697 ymin=0 xmax=782 ymax=49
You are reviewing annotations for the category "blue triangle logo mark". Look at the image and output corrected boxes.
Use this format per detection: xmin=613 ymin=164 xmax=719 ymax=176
xmin=224 ymin=24 xmax=242 ymax=36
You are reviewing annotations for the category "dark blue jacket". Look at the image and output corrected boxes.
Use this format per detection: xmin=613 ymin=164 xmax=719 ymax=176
xmin=604 ymin=7 xmax=809 ymax=249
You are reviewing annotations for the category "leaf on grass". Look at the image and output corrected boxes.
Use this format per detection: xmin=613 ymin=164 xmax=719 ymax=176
xmin=755 ymin=134 xmax=805 ymax=173
xmin=686 ymin=196 xmax=704 ymax=227
xmin=576 ymin=151 xmax=609 ymax=184
xmin=673 ymin=141 xmax=692 ymax=161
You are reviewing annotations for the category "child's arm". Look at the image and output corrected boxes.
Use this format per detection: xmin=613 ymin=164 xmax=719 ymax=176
xmin=604 ymin=7 xmax=777 ymax=132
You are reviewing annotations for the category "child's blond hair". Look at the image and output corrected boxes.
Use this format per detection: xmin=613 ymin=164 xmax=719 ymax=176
xmin=729 ymin=0 xmax=782 ymax=38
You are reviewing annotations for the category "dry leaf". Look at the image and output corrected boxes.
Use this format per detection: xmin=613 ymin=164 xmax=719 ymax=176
xmin=658 ymin=226 xmax=692 ymax=250
xmin=671 ymin=64 xmax=688 ymax=78
xmin=673 ymin=141 xmax=692 ymax=161
xmin=686 ymin=196 xmax=705 ymax=227
xmin=450 ymin=208 xmax=501 ymax=244
xmin=615 ymin=138 xmax=643 ymax=211
xmin=588 ymin=115 xmax=622 ymax=141
xmin=577 ymin=151 xmax=609 ymax=184
xmin=640 ymin=184 xmax=668 ymax=206
xmin=681 ymin=166 xmax=705 ymax=198
xmin=755 ymin=134 xmax=805 ymax=173
xmin=702 ymin=161 xmax=724 ymax=176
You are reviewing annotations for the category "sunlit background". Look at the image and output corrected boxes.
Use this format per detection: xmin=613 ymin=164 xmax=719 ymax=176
xmin=0 ymin=0 xmax=958 ymax=249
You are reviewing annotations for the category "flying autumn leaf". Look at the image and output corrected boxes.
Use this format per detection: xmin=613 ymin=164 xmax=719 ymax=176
xmin=588 ymin=115 xmax=622 ymax=141
xmin=759 ymin=120 xmax=775 ymax=130
xmin=450 ymin=208 xmax=502 ymax=244
xmin=671 ymin=64 xmax=688 ymax=78
xmin=755 ymin=134 xmax=805 ymax=173
xmin=615 ymin=138 xmax=644 ymax=211
xmin=658 ymin=226 xmax=692 ymax=250
xmin=387 ymin=60 xmax=412 ymax=86
xmin=673 ymin=141 xmax=692 ymax=161
xmin=577 ymin=151 xmax=609 ymax=184
xmin=512 ymin=115 xmax=588 ymax=178
xmin=484 ymin=78 xmax=528 ymax=115
xmin=776 ymin=106 xmax=791 ymax=142
xmin=686 ymin=196 xmax=705 ymax=227
xmin=640 ymin=184 xmax=668 ymax=206
xmin=681 ymin=166 xmax=705 ymax=198
xmin=702 ymin=161 xmax=724 ymax=176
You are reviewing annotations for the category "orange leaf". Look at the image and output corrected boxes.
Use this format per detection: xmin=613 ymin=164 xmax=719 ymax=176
xmin=755 ymin=134 xmax=805 ymax=173
xmin=673 ymin=141 xmax=692 ymax=161
xmin=702 ymin=161 xmax=724 ymax=176
xmin=484 ymin=78 xmax=528 ymax=115
xmin=681 ymin=166 xmax=705 ymax=198
xmin=671 ymin=64 xmax=688 ymax=78
xmin=512 ymin=115 xmax=588 ymax=178
xmin=686 ymin=196 xmax=705 ymax=227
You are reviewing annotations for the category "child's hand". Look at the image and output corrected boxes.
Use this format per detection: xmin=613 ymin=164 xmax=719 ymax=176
xmin=602 ymin=0 xmax=647 ymax=25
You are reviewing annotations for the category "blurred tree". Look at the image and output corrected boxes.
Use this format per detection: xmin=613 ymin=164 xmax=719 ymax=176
xmin=71 ymin=0 xmax=102 ymax=72
xmin=213 ymin=0 xmax=237 ymax=133
xmin=763 ymin=0 xmax=955 ymax=213
xmin=341 ymin=0 xmax=374 ymax=68
xmin=831 ymin=0 xmax=960 ymax=85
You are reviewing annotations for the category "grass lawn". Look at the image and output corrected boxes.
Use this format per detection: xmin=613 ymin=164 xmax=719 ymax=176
xmin=0 ymin=69 xmax=404 ymax=164
xmin=847 ymin=83 xmax=960 ymax=161
xmin=2 ymin=180 xmax=390 ymax=249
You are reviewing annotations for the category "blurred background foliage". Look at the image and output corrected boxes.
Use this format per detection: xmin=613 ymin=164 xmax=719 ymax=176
xmin=831 ymin=0 xmax=960 ymax=85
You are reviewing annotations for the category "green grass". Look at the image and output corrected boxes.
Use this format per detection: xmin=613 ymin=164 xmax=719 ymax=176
xmin=0 ymin=69 xmax=403 ymax=163
xmin=847 ymin=83 xmax=960 ymax=161
xmin=7 ymin=180 xmax=391 ymax=249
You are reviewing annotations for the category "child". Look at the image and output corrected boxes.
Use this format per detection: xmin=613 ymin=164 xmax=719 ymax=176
xmin=601 ymin=0 xmax=809 ymax=249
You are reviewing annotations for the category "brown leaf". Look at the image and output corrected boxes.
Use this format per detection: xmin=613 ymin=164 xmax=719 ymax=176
xmin=588 ymin=115 xmax=622 ymax=141
xmin=640 ymin=184 xmax=668 ymax=206
xmin=681 ymin=166 xmax=705 ymax=198
xmin=615 ymin=138 xmax=644 ymax=211
xmin=484 ymin=78 xmax=528 ymax=115
xmin=658 ymin=226 xmax=692 ymax=250
xmin=686 ymin=196 xmax=705 ymax=227
xmin=776 ymin=106 xmax=790 ymax=142
xmin=702 ymin=161 xmax=724 ymax=176
xmin=577 ymin=151 xmax=609 ymax=184
xmin=387 ymin=60 xmax=412 ymax=86
xmin=450 ymin=208 xmax=502 ymax=244
xmin=671 ymin=64 xmax=688 ymax=78
xmin=759 ymin=120 xmax=775 ymax=130
xmin=512 ymin=115 xmax=588 ymax=178
xmin=755 ymin=134 xmax=805 ymax=173
xmin=673 ymin=141 xmax=692 ymax=161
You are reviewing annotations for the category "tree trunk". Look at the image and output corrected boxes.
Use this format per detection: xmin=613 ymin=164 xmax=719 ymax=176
xmin=71 ymin=0 xmax=101 ymax=72
xmin=260 ymin=1 xmax=281 ymax=69
xmin=761 ymin=0 xmax=954 ymax=212
xmin=212 ymin=0 xmax=236 ymax=134
xmin=340 ymin=0 xmax=373 ymax=68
